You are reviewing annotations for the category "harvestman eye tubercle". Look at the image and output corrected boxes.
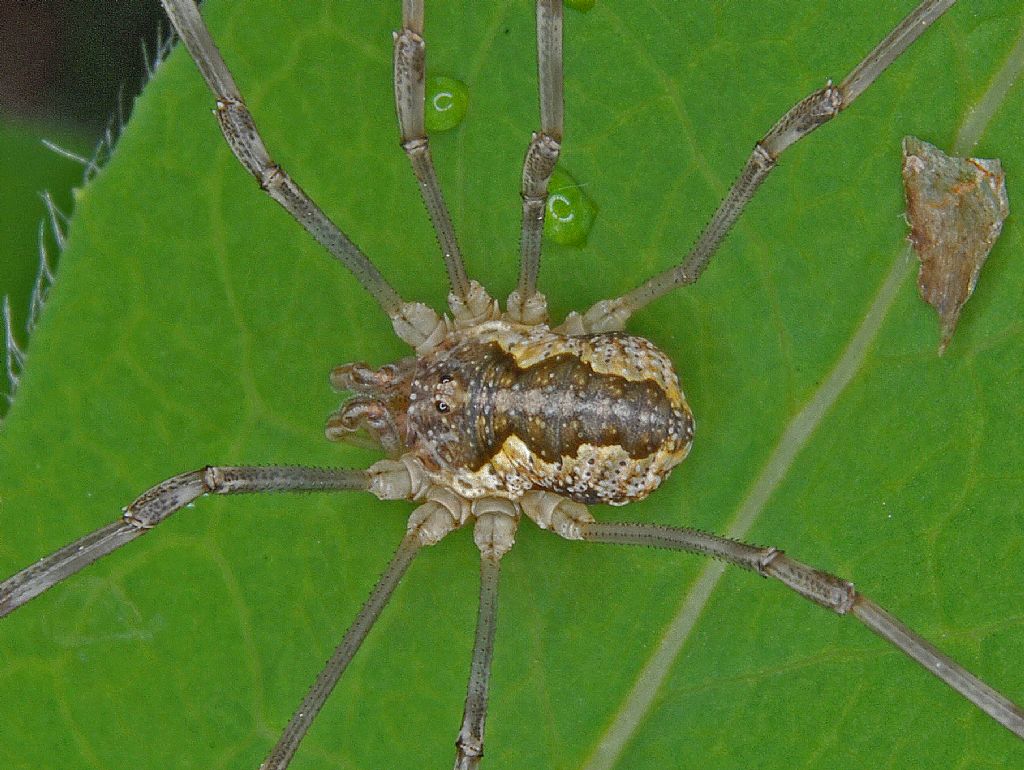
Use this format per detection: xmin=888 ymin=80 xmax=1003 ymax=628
xmin=1 ymin=1 xmax=1022 ymax=768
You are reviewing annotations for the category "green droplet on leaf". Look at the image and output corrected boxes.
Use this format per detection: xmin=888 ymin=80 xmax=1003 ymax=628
xmin=543 ymin=167 xmax=597 ymax=247
xmin=424 ymin=75 xmax=469 ymax=132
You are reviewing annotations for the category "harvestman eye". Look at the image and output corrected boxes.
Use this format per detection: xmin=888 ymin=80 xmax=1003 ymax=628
xmin=1 ymin=1 xmax=1021 ymax=768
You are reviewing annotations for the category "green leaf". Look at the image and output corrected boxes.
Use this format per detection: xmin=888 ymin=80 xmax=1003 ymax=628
xmin=1 ymin=2 xmax=1022 ymax=769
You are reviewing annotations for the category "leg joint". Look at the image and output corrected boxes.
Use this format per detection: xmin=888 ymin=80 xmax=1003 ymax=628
xmin=762 ymin=552 xmax=857 ymax=615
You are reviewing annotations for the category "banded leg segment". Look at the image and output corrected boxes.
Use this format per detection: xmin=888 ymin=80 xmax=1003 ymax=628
xmin=579 ymin=520 xmax=1024 ymax=740
xmin=579 ymin=0 xmax=958 ymax=332
xmin=0 ymin=466 xmax=370 ymax=618
xmin=394 ymin=0 xmax=472 ymax=304
xmin=510 ymin=0 xmax=564 ymax=324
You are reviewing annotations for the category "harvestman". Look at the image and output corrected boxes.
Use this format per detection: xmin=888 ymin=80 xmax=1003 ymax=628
xmin=2 ymin=0 xmax=1022 ymax=767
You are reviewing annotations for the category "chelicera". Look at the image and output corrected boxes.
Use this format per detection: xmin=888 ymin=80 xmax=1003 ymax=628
xmin=1 ymin=1 xmax=1022 ymax=768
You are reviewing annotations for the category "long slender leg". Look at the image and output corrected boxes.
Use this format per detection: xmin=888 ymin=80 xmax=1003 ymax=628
xmin=261 ymin=489 xmax=471 ymax=769
xmin=454 ymin=553 xmax=501 ymax=770
xmin=0 ymin=466 xmax=370 ymax=618
xmin=453 ymin=505 xmax=515 ymax=770
xmin=160 ymin=0 xmax=447 ymax=349
xmin=261 ymin=531 xmax=421 ymax=770
xmin=579 ymin=520 xmax=1024 ymax=739
xmin=509 ymin=0 xmax=564 ymax=325
xmin=578 ymin=0 xmax=957 ymax=333
xmin=394 ymin=0 xmax=472 ymax=304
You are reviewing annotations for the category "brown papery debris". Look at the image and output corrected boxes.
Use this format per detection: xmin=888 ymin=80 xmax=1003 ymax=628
xmin=901 ymin=136 xmax=1009 ymax=354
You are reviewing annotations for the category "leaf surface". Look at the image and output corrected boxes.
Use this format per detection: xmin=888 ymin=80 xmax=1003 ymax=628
xmin=1 ymin=2 xmax=1022 ymax=769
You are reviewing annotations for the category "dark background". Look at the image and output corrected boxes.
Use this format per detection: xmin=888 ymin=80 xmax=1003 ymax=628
xmin=1 ymin=0 xmax=165 ymax=130
xmin=1 ymin=1 xmax=167 ymax=413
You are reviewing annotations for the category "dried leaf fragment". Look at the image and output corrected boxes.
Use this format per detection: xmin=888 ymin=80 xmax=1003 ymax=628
xmin=902 ymin=136 xmax=1009 ymax=354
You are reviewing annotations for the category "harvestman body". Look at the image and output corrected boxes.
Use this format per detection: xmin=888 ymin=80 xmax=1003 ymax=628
xmin=1 ymin=1 xmax=1022 ymax=768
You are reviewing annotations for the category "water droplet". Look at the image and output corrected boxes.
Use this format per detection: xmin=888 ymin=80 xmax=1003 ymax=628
xmin=543 ymin=167 xmax=597 ymax=247
xmin=424 ymin=75 xmax=469 ymax=132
